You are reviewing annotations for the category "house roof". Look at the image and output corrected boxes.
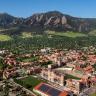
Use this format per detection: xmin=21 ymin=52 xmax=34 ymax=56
xmin=84 ymin=66 xmax=93 ymax=72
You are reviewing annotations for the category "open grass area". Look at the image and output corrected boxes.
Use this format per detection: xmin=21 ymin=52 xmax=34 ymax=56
xmin=21 ymin=32 xmax=33 ymax=38
xmin=21 ymin=32 xmax=43 ymax=38
xmin=46 ymin=31 xmax=87 ymax=38
xmin=14 ymin=76 xmax=46 ymax=91
xmin=0 ymin=63 xmax=3 ymax=70
xmin=88 ymin=30 xmax=96 ymax=36
xmin=0 ymin=62 xmax=3 ymax=70
xmin=65 ymin=74 xmax=81 ymax=80
xmin=21 ymin=56 xmax=39 ymax=62
xmin=0 ymin=34 xmax=12 ymax=41
xmin=90 ymin=93 xmax=96 ymax=96
xmin=0 ymin=27 xmax=18 ymax=31
xmin=0 ymin=28 xmax=11 ymax=31
xmin=0 ymin=58 xmax=4 ymax=70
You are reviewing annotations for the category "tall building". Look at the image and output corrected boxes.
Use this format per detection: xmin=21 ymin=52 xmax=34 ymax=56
xmin=41 ymin=68 xmax=65 ymax=86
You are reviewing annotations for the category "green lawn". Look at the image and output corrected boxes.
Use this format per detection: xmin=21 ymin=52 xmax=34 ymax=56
xmin=21 ymin=32 xmax=33 ymax=38
xmin=65 ymin=74 xmax=81 ymax=80
xmin=14 ymin=76 xmax=46 ymax=90
xmin=21 ymin=56 xmax=38 ymax=62
xmin=88 ymin=30 xmax=96 ymax=36
xmin=21 ymin=32 xmax=44 ymax=39
xmin=0 ymin=58 xmax=7 ymax=70
xmin=90 ymin=93 xmax=96 ymax=96
xmin=0 ymin=63 xmax=3 ymax=70
xmin=46 ymin=31 xmax=87 ymax=38
xmin=0 ymin=34 xmax=12 ymax=41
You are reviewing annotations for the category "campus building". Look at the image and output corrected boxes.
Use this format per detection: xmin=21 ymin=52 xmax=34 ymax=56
xmin=41 ymin=68 xmax=65 ymax=86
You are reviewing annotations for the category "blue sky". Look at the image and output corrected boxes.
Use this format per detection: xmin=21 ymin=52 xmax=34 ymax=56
xmin=0 ymin=0 xmax=96 ymax=18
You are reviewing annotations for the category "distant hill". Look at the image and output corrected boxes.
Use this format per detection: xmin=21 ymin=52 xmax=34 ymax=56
xmin=0 ymin=11 xmax=96 ymax=35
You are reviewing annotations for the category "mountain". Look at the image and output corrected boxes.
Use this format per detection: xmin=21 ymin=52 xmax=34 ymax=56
xmin=0 ymin=13 xmax=14 ymax=27
xmin=0 ymin=11 xmax=96 ymax=34
xmin=0 ymin=13 xmax=25 ymax=26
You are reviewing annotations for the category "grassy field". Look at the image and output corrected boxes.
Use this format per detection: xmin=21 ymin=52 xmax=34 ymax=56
xmin=21 ymin=32 xmax=44 ymax=38
xmin=90 ymin=93 xmax=96 ymax=96
xmin=0 ymin=34 xmax=12 ymax=41
xmin=65 ymin=74 xmax=81 ymax=80
xmin=0 ymin=30 xmax=91 ymax=42
xmin=21 ymin=56 xmax=39 ymax=62
xmin=0 ymin=63 xmax=3 ymax=70
xmin=21 ymin=32 xmax=33 ymax=38
xmin=46 ymin=31 xmax=87 ymax=38
xmin=14 ymin=76 xmax=46 ymax=91
xmin=88 ymin=30 xmax=96 ymax=36
xmin=0 ymin=58 xmax=4 ymax=70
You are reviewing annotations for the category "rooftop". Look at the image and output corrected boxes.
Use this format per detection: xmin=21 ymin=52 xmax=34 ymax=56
xmin=34 ymin=83 xmax=69 ymax=96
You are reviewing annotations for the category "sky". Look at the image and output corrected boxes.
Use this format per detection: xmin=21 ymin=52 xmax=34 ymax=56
xmin=0 ymin=0 xmax=96 ymax=18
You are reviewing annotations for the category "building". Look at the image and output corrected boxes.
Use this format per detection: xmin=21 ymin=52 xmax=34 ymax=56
xmin=3 ymin=68 xmax=18 ymax=79
xmin=41 ymin=68 xmax=65 ymax=86
xmin=66 ymin=79 xmax=86 ymax=94
xmin=27 ymin=67 xmax=41 ymax=75
xmin=33 ymin=83 xmax=72 ymax=96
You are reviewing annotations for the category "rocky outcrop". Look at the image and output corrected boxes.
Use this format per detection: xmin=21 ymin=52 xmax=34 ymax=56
xmin=0 ymin=11 xmax=96 ymax=33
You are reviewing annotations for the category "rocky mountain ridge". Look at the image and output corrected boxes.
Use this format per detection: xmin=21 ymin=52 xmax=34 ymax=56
xmin=0 ymin=11 xmax=96 ymax=33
